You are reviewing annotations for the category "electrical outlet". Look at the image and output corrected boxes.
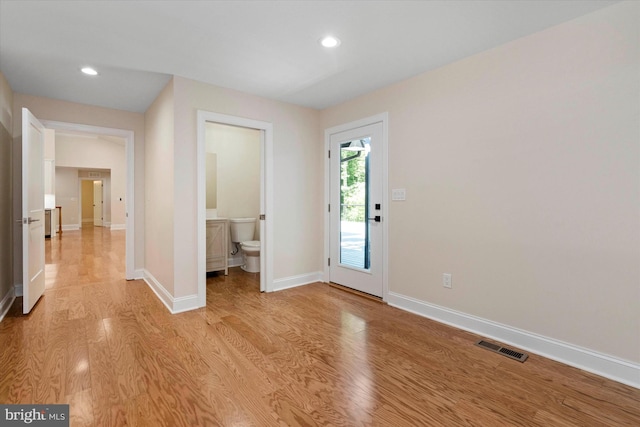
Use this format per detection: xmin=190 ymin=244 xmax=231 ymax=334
xmin=443 ymin=273 xmax=452 ymax=289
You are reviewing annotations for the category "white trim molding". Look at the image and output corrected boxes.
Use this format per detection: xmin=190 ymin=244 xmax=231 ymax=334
xmin=227 ymin=256 xmax=243 ymax=268
xmin=387 ymin=291 xmax=640 ymax=389
xmin=62 ymin=224 xmax=80 ymax=231
xmin=142 ymin=269 xmax=200 ymax=314
xmin=272 ymin=272 xmax=323 ymax=292
xmin=0 ymin=288 xmax=16 ymax=322
xmin=110 ymin=224 xmax=126 ymax=231
xmin=172 ymin=295 xmax=200 ymax=314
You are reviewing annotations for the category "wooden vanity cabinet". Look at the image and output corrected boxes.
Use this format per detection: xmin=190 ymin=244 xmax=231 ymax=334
xmin=206 ymin=219 xmax=228 ymax=275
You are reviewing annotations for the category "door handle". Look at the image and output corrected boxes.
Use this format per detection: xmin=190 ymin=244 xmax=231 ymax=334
xmin=368 ymin=216 xmax=381 ymax=222
xmin=27 ymin=217 xmax=40 ymax=224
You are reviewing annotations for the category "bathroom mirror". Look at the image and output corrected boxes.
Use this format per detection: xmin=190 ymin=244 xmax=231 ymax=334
xmin=206 ymin=152 xmax=217 ymax=209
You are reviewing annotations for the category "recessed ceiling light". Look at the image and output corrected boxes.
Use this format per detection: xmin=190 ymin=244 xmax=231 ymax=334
xmin=81 ymin=67 xmax=98 ymax=76
xmin=320 ymin=36 xmax=341 ymax=48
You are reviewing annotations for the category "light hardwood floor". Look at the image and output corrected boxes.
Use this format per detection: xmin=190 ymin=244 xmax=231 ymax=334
xmin=1 ymin=226 xmax=639 ymax=426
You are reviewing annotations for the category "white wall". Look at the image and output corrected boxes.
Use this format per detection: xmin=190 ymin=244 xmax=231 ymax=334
xmin=0 ymin=72 xmax=13 ymax=316
xmin=322 ymin=1 xmax=639 ymax=367
xmin=55 ymin=167 xmax=79 ymax=227
xmin=170 ymin=76 xmax=322 ymax=298
xmin=56 ymin=134 xmax=123 ymax=227
xmin=55 ymin=168 xmax=111 ymax=228
xmin=206 ymin=122 xmax=261 ymax=238
xmin=144 ymin=79 xmax=175 ymax=295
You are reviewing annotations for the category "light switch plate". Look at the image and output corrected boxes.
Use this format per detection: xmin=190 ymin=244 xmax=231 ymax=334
xmin=392 ymin=188 xmax=406 ymax=201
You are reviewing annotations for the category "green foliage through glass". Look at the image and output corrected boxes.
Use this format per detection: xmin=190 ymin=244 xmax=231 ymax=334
xmin=340 ymin=139 xmax=369 ymax=222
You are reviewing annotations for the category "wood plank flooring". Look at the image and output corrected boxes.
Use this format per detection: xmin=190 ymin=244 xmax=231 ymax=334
xmin=1 ymin=226 xmax=639 ymax=426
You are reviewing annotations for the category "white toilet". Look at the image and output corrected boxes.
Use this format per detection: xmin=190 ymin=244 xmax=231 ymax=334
xmin=229 ymin=218 xmax=260 ymax=273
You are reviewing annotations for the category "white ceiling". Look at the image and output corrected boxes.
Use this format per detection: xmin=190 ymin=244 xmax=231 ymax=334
xmin=0 ymin=0 xmax=618 ymax=113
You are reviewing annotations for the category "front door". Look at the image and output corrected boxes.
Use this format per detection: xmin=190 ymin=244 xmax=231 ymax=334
xmin=329 ymin=122 xmax=383 ymax=297
xmin=22 ymin=108 xmax=46 ymax=314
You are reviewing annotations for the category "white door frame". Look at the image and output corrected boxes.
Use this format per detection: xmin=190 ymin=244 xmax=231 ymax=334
xmin=324 ymin=113 xmax=389 ymax=300
xmin=40 ymin=120 xmax=135 ymax=280
xmin=197 ymin=110 xmax=273 ymax=307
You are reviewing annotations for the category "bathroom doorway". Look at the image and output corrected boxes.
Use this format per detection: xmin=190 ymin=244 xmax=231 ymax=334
xmin=206 ymin=123 xmax=260 ymax=269
xmin=197 ymin=111 xmax=273 ymax=306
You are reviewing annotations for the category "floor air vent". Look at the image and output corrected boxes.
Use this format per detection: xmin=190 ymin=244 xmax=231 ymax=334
xmin=476 ymin=340 xmax=528 ymax=362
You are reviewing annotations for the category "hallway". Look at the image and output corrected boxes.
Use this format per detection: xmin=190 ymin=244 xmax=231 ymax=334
xmin=1 ymin=228 xmax=639 ymax=426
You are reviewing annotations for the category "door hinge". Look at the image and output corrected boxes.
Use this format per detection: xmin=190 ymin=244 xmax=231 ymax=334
xmin=259 ymin=214 xmax=266 ymax=220
xmin=328 ymin=204 xmax=330 ymax=212
xmin=328 ymin=150 xmax=331 ymax=158
xmin=328 ymin=258 xmax=330 ymax=266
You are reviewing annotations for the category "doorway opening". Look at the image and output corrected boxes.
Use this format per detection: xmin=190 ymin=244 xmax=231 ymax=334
xmin=196 ymin=111 xmax=273 ymax=308
xmin=40 ymin=120 xmax=135 ymax=280
xmin=206 ymin=123 xmax=260 ymax=271
xmin=79 ymin=177 xmax=107 ymax=228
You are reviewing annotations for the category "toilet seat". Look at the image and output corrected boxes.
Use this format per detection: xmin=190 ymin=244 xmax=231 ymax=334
xmin=241 ymin=240 xmax=260 ymax=249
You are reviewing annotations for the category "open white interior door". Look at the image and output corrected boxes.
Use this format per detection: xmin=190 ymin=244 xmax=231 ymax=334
xmin=93 ymin=180 xmax=103 ymax=226
xmin=22 ymin=108 xmax=46 ymax=314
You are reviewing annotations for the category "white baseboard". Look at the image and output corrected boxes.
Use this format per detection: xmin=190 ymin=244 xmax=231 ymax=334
xmin=272 ymin=271 xmax=323 ymax=292
xmin=104 ymin=221 xmax=111 ymax=227
xmin=110 ymin=224 xmax=126 ymax=231
xmin=172 ymin=294 xmax=201 ymax=314
xmin=142 ymin=269 xmax=201 ymax=314
xmin=82 ymin=218 xmax=93 ymax=224
xmin=133 ymin=269 xmax=145 ymax=280
xmin=62 ymin=224 xmax=80 ymax=231
xmin=227 ymin=255 xmax=243 ymax=268
xmin=0 ymin=288 xmax=16 ymax=323
xmin=387 ymin=291 xmax=640 ymax=390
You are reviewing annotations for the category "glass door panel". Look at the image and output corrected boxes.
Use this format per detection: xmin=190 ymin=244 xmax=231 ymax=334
xmin=339 ymin=138 xmax=370 ymax=270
